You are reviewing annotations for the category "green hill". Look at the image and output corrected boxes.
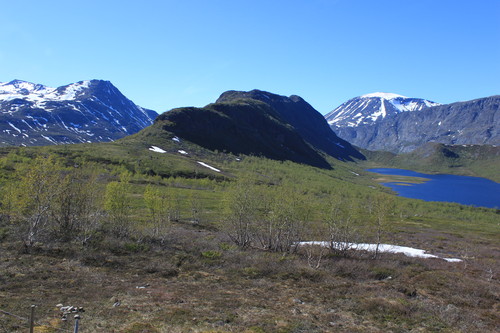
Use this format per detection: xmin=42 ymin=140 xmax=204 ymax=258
xmin=136 ymin=98 xmax=333 ymax=168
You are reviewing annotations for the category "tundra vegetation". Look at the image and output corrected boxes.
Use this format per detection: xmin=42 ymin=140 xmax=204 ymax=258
xmin=0 ymin=145 xmax=498 ymax=332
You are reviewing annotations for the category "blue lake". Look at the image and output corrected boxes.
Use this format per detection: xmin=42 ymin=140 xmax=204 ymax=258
xmin=367 ymin=168 xmax=500 ymax=209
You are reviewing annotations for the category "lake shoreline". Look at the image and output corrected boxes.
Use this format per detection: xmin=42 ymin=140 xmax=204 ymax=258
xmin=367 ymin=168 xmax=500 ymax=209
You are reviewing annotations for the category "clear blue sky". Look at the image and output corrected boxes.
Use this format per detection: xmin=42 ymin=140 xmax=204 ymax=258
xmin=1 ymin=0 xmax=499 ymax=114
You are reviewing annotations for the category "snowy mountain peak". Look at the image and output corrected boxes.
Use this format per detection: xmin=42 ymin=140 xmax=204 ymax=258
xmin=0 ymin=79 xmax=157 ymax=147
xmin=1 ymin=80 xmax=49 ymax=96
xmin=54 ymin=80 xmax=92 ymax=100
xmin=325 ymin=93 xmax=440 ymax=128
xmin=3 ymin=79 xmax=43 ymax=89
xmin=360 ymin=92 xmax=408 ymax=100
xmin=0 ymin=79 xmax=95 ymax=104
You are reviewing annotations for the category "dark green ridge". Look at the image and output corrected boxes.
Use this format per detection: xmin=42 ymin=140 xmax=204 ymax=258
xmin=217 ymin=89 xmax=365 ymax=162
xmin=151 ymin=98 xmax=333 ymax=169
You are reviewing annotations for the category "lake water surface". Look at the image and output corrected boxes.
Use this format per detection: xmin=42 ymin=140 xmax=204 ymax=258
xmin=367 ymin=168 xmax=500 ymax=209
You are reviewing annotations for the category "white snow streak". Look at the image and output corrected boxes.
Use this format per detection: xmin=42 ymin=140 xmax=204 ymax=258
xmin=8 ymin=122 xmax=22 ymax=133
xmin=299 ymin=241 xmax=462 ymax=262
xmin=41 ymin=135 xmax=57 ymax=144
xmin=197 ymin=161 xmax=221 ymax=172
xmin=149 ymin=146 xmax=166 ymax=153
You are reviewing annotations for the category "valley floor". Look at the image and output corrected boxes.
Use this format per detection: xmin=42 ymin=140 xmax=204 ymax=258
xmin=0 ymin=146 xmax=498 ymax=332
xmin=1 ymin=223 xmax=498 ymax=333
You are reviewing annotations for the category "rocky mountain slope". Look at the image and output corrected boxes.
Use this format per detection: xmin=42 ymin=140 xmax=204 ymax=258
xmin=326 ymin=94 xmax=499 ymax=153
xmin=0 ymin=80 xmax=157 ymax=146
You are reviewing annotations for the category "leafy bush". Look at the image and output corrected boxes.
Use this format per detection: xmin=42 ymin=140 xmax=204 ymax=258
xmin=201 ymin=250 xmax=222 ymax=259
xmin=123 ymin=242 xmax=149 ymax=253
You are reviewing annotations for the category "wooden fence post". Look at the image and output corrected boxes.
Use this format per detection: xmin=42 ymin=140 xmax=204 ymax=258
xmin=29 ymin=305 xmax=36 ymax=333
xmin=73 ymin=314 xmax=80 ymax=333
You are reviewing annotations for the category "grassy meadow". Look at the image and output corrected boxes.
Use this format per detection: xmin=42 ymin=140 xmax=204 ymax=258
xmin=0 ymin=141 xmax=498 ymax=332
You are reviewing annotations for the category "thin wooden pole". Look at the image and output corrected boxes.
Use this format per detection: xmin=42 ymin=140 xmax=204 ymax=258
xmin=73 ymin=314 xmax=80 ymax=333
xmin=29 ymin=305 xmax=36 ymax=333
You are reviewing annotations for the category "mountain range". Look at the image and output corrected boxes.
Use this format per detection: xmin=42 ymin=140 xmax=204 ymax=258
xmin=1 ymin=78 xmax=497 ymax=164
xmin=0 ymin=79 xmax=157 ymax=146
xmin=326 ymin=93 xmax=499 ymax=153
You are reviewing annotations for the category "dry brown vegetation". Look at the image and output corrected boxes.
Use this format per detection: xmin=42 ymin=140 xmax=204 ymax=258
xmin=0 ymin=221 xmax=498 ymax=333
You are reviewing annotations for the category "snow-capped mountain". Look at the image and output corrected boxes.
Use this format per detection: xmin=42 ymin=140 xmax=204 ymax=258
xmin=0 ymin=80 xmax=157 ymax=146
xmin=326 ymin=93 xmax=499 ymax=153
xmin=325 ymin=92 xmax=440 ymax=128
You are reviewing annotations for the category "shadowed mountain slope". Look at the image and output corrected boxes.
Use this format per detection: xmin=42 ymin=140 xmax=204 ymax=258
xmin=217 ymin=90 xmax=365 ymax=161
xmin=148 ymin=98 xmax=333 ymax=168
xmin=130 ymin=90 xmax=366 ymax=169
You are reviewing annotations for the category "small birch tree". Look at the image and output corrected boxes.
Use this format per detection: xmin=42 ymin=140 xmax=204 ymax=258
xmin=50 ymin=169 xmax=102 ymax=243
xmin=104 ymin=172 xmax=132 ymax=237
xmin=144 ymin=184 xmax=171 ymax=239
xmin=221 ymin=177 xmax=259 ymax=248
xmin=324 ymin=195 xmax=359 ymax=257
xmin=370 ymin=193 xmax=395 ymax=259
xmin=2 ymin=156 xmax=60 ymax=251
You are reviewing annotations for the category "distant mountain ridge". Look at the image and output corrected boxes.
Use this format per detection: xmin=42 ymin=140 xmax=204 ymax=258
xmin=0 ymin=79 xmax=157 ymax=146
xmin=327 ymin=94 xmax=499 ymax=153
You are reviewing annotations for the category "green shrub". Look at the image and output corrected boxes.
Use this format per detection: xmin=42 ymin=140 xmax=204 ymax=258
xmin=201 ymin=250 xmax=222 ymax=259
xmin=124 ymin=242 xmax=149 ymax=253
xmin=0 ymin=227 xmax=8 ymax=241
xmin=370 ymin=267 xmax=395 ymax=280
xmin=219 ymin=242 xmax=236 ymax=251
xmin=241 ymin=267 xmax=261 ymax=278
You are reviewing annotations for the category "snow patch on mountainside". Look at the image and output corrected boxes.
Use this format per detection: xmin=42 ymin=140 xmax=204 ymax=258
xmin=197 ymin=161 xmax=221 ymax=172
xmin=149 ymin=146 xmax=166 ymax=153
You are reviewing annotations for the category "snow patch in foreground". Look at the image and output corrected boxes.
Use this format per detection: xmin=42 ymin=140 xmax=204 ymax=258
xmin=197 ymin=161 xmax=221 ymax=172
xmin=149 ymin=146 xmax=166 ymax=153
xmin=299 ymin=241 xmax=462 ymax=262
xmin=178 ymin=150 xmax=188 ymax=155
